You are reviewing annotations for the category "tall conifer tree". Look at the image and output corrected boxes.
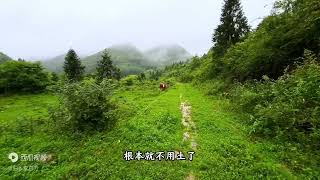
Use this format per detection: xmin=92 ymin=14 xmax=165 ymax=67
xmin=63 ymin=49 xmax=85 ymax=82
xmin=212 ymin=0 xmax=250 ymax=55
xmin=96 ymin=50 xmax=121 ymax=81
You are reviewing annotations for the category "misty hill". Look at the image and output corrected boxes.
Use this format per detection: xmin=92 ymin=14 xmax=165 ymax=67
xmin=144 ymin=44 xmax=191 ymax=66
xmin=82 ymin=44 xmax=154 ymax=75
xmin=42 ymin=54 xmax=66 ymax=73
xmin=42 ymin=44 xmax=191 ymax=75
xmin=0 ymin=52 xmax=12 ymax=63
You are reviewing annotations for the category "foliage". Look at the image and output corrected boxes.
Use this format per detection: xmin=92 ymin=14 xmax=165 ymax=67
xmin=230 ymin=51 xmax=320 ymax=147
xmin=0 ymin=61 xmax=49 ymax=93
xmin=63 ymin=49 xmax=85 ymax=82
xmin=50 ymin=78 xmax=116 ymax=131
xmin=222 ymin=0 xmax=320 ymax=81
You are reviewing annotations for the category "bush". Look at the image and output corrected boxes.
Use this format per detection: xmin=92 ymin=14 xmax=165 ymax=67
xmin=0 ymin=61 xmax=49 ymax=93
xmin=50 ymin=78 xmax=116 ymax=131
xmin=232 ymin=52 xmax=320 ymax=147
xmin=120 ymin=75 xmax=138 ymax=86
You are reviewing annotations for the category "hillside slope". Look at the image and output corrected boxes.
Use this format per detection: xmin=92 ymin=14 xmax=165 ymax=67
xmin=0 ymin=52 xmax=12 ymax=64
xmin=42 ymin=54 xmax=66 ymax=73
xmin=82 ymin=44 xmax=153 ymax=75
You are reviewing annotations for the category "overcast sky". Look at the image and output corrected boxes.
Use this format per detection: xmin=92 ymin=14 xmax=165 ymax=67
xmin=0 ymin=0 xmax=275 ymax=60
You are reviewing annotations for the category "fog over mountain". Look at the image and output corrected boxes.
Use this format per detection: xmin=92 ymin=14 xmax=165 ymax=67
xmin=144 ymin=44 xmax=191 ymax=64
xmin=42 ymin=43 xmax=192 ymax=75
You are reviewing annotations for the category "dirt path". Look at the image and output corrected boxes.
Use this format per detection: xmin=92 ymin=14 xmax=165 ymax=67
xmin=180 ymin=98 xmax=197 ymax=180
xmin=180 ymin=101 xmax=197 ymax=150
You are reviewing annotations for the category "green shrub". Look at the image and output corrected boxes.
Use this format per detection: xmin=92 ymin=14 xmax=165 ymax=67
xmin=120 ymin=75 xmax=138 ymax=86
xmin=50 ymin=78 xmax=116 ymax=131
xmin=229 ymin=78 xmax=275 ymax=114
xmin=0 ymin=61 xmax=49 ymax=93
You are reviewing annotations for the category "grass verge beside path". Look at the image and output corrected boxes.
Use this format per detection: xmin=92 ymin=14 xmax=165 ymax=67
xmin=178 ymin=83 xmax=296 ymax=179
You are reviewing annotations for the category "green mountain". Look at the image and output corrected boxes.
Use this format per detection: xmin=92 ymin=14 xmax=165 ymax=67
xmin=0 ymin=52 xmax=12 ymax=63
xmin=42 ymin=44 xmax=191 ymax=75
xmin=82 ymin=44 xmax=154 ymax=75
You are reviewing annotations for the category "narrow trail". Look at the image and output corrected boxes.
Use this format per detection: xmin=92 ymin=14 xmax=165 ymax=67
xmin=180 ymin=101 xmax=197 ymax=150
xmin=180 ymin=94 xmax=197 ymax=180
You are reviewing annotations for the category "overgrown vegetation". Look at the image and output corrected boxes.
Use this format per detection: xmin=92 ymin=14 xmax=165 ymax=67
xmin=221 ymin=0 xmax=320 ymax=81
xmin=230 ymin=51 xmax=320 ymax=145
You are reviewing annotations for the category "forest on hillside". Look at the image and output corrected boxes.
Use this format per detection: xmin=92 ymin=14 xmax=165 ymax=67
xmin=0 ymin=0 xmax=320 ymax=179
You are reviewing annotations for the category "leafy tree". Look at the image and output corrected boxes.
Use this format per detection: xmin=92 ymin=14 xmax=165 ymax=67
xmin=96 ymin=50 xmax=121 ymax=81
xmin=212 ymin=0 xmax=250 ymax=56
xmin=0 ymin=61 xmax=49 ymax=93
xmin=63 ymin=49 xmax=85 ymax=82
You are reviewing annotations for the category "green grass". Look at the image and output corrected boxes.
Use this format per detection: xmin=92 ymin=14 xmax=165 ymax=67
xmin=0 ymin=83 xmax=319 ymax=179
xmin=0 ymin=94 xmax=57 ymax=123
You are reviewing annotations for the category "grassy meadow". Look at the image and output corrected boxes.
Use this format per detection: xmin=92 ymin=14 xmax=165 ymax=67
xmin=1 ymin=83 xmax=319 ymax=179
xmin=0 ymin=0 xmax=319 ymax=179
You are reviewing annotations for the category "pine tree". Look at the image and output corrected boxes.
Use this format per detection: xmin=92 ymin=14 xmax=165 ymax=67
xmin=212 ymin=0 xmax=250 ymax=56
xmin=96 ymin=50 xmax=121 ymax=81
xmin=63 ymin=49 xmax=85 ymax=82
